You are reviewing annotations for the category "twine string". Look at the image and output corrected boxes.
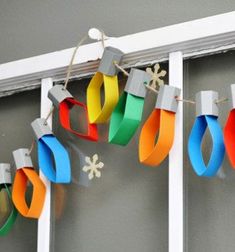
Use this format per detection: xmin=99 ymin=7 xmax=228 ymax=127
xmin=64 ymin=35 xmax=89 ymax=90
xmin=113 ymin=61 xmax=129 ymax=76
xmin=175 ymin=97 xmax=196 ymax=105
xmin=144 ymin=82 xmax=196 ymax=105
xmin=145 ymin=84 xmax=159 ymax=94
xmin=100 ymin=29 xmax=105 ymax=49
xmin=27 ymin=139 xmax=35 ymax=156
xmin=215 ymin=97 xmax=228 ymax=104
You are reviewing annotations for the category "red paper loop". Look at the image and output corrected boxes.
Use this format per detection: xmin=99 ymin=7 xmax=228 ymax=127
xmin=59 ymin=98 xmax=98 ymax=141
xmin=224 ymin=109 xmax=235 ymax=168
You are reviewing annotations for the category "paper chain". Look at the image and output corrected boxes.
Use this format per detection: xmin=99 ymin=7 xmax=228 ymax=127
xmin=1 ymin=36 xmax=235 ymax=235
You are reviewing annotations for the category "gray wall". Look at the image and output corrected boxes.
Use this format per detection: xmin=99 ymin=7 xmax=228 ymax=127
xmin=1 ymin=0 xmax=235 ymax=64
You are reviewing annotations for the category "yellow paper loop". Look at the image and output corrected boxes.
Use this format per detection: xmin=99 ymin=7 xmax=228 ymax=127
xmin=139 ymin=109 xmax=175 ymax=166
xmin=87 ymin=72 xmax=119 ymax=123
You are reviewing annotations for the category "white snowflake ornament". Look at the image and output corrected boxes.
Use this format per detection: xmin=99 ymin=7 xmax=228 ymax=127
xmin=146 ymin=63 xmax=167 ymax=89
xmin=82 ymin=154 xmax=104 ymax=180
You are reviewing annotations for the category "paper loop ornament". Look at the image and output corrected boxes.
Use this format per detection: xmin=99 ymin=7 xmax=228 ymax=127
xmin=109 ymin=68 xmax=151 ymax=145
xmin=0 ymin=164 xmax=17 ymax=235
xmin=139 ymin=85 xmax=181 ymax=166
xmin=48 ymin=85 xmax=98 ymax=141
xmin=12 ymin=149 xmax=46 ymax=218
xmin=188 ymin=91 xmax=225 ymax=177
xmin=87 ymin=46 xmax=124 ymax=123
xmin=31 ymin=118 xmax=71 ymax=183
xmin=224 ymin=84 xmax=235 ymax=168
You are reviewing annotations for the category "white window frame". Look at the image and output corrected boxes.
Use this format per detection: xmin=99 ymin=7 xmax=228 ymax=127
xmin=1 ymin=11 xmax=235 ymax=252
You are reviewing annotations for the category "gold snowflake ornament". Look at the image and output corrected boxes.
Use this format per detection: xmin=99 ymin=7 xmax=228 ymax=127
xmin=146 ymin=63 xmax=167 ymax=89
xmin=82 ymin=154 xmax=104 ymax=180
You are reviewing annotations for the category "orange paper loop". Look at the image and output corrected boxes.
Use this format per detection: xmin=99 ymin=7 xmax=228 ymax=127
xmin=139 ymin=109 xmax=175 ymax=166
xmin=12 ymin=168 xmax=46 ymax=219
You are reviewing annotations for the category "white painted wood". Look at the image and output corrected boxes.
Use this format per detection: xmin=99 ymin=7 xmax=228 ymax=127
xmin=1 ymin=11 xmax=235 ymax=96
xmin=37 ymin=78 xmax=53 ymax=252
xmin=169 ymin=52 xmax=183 ymax=252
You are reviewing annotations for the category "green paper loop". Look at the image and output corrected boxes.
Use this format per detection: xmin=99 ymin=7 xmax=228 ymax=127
xmin=0 ymin=184 xmax=17 ymax=236
xmin=109 ymin=92 xmax=145 ymax=145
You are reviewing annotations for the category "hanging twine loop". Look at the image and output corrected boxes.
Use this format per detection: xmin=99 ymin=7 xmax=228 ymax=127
xmin=64 ymin=35 xmax=89 ymax=90
xmin=145 ymin=84 xmax=159 ymax=94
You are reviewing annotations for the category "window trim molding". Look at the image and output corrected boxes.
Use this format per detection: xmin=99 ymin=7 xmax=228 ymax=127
xmin=0 ymin=11 xmax=235 ymax=96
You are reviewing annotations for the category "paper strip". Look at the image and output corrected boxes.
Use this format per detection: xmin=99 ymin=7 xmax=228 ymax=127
xmin=87 ymin=72 xmax=119 ymax=123
xmin=188 ymin=115 xmax=225 ymax=176
xmin=0 ymin=185 xmax=17 ymax=235
xmin=139 ymin=109 xmax=175 ymax=166
xmin=38 ymin=135 xmax=71 ymax=183
xmin=59 ymin=98 xmax=98 ymax=141
xmin=109 ymin=92 xmax=144 ymax=145
xmin=224 ymin=110 xmax=235 ymax=167
xmin=12 ymin=168 xmax=46 ymax=218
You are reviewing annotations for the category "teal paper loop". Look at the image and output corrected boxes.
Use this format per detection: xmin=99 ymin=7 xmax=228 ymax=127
xmin=0 ymin=184 xmax=17 ymax=236
xmin=108 ymin=92 xmax=145 ymax=146
xmin=188 ymin=115 xmax=225 ymax=177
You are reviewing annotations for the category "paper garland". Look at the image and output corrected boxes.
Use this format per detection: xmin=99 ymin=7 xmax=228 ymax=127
xmin=1 ymin=32 xmax=235 ymax=239
xmin=1 ymin=58 xmax=235 ymax=227
xmin=12 ymin=149 xmax=46 ymax=219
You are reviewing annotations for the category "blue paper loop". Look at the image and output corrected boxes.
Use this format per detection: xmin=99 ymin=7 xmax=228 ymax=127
xmin=38 ymin=135 xmax=71 ymax=183
xmin=188 ymin=115 xmax=225 ymax=177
